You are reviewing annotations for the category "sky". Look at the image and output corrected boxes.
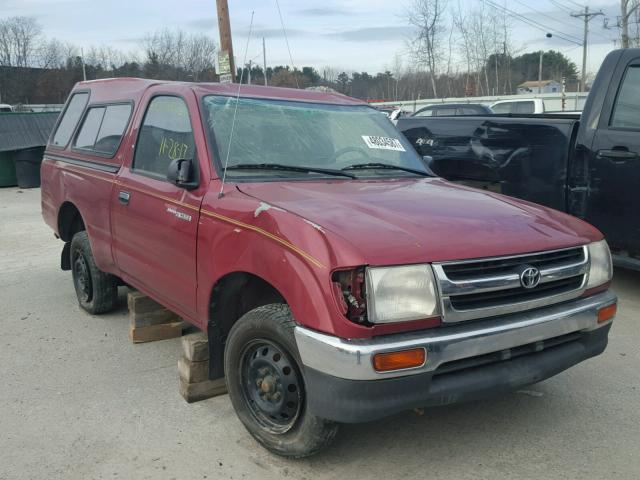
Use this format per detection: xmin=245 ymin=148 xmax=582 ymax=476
xmin=0 ymin=0 xmax=628 ymax=77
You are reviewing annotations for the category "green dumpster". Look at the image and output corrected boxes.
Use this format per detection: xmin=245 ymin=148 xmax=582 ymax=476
xmin=0 ymin=151 xmax=17 ymax=187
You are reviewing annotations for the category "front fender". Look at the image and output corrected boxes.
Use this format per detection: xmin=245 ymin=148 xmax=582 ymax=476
xmin=195 ymin=188 xmax=371 ymax=338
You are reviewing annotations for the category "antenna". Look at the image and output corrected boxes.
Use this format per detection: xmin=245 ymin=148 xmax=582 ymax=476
xmin=218 ymin=10 xmax=255 ymax=199
xmin=275 ymin=0 xmax=299 ymax=88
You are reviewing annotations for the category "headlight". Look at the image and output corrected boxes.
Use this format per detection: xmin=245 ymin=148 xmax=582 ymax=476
xmin=587 ymin=240 xmax=613 ymax=289
xmin=365 ymin=264 xmax=440 ymax=323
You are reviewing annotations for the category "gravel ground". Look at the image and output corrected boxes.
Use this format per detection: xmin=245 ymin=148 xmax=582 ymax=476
xmin=1 ymin=186 xmax=639 ymax=480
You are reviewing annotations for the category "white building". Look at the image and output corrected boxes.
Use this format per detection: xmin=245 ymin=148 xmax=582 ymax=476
xmin=517 ymin=80 xmax=562 ymax=94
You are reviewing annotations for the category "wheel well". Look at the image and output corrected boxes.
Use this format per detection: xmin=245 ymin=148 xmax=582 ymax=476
xmin=207 ymin=272 xmax=286 ymax=379
xmin=58 ymin=202 xmax=85 ymax=243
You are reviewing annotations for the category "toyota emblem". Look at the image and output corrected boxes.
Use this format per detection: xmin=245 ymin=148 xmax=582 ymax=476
xmin=520 ymin=266 xmax=541 ymax=289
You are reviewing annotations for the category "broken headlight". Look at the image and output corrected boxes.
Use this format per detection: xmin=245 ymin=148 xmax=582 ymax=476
xmin=332 ymin=268 xmax=367 ymax=323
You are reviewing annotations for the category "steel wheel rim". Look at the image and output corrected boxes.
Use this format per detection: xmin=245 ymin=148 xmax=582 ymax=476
xmin=239 ymin=339 xmax=303 ymax=434
xmin=73 ymin=252 xmax=92 ymax=303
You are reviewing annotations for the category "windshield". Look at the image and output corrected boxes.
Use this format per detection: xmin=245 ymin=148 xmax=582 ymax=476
xmin=203 ymin=95 xmax=428 ymax=178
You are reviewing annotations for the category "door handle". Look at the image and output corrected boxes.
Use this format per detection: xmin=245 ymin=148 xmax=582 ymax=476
xmin=596 ymin=149 xmax=638 ymax=161
xmin=118 ymin=191 xmax=131 ymax=205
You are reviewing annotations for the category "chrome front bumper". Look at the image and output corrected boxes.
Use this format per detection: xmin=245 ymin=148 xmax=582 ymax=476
xmin=295 ymin=291 xmax=616 ymax=381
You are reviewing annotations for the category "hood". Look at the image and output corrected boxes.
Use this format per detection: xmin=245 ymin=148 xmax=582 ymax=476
xmin=238 ymin=178 xmax=601 ymax=266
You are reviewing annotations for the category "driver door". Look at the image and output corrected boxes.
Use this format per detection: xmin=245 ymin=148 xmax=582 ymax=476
xmin=111 ymin=89 xmax=208 ymax=320
xmin=585 ymin=56 xmax=640 ymax=256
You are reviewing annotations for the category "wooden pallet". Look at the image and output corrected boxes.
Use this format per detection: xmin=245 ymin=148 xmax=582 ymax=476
xmin=127 ymin=290 xmax=184 ymax=343
xmin=179 ymin=332 xmax=227 ymax=403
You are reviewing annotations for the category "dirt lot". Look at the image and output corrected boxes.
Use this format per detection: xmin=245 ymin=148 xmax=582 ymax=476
xmin=1 ymin=186 xmax=639 ymax=480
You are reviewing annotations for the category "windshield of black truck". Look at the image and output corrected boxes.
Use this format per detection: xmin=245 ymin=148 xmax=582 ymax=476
xmin=203 ymin=96 xmax=429 ymax=178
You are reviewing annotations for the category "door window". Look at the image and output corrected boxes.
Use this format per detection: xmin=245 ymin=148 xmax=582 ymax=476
xmin=491 ymin=102 xmax=512 ymax=114
xmin=515 ymin=101 xmax=535 ymax=114
xmin=414 ymin=108 xmax=434 ymax=117
xmin=434 ymin=108 xmax=457 ymax=116
xmin=458 ymin=107 xmax=482 ymax=115
xmin=133 ymin=96 xmax=195 ymax=177
xmin=611 ymin=66 xmax=640 ymax=129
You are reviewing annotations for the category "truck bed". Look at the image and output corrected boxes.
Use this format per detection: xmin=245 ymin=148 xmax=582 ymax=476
xmin=397 ymin=115 xmax=580 ymax=212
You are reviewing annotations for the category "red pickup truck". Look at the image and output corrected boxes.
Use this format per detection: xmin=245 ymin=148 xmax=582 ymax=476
xmin=42 ymin=78 xmax=617 ymax=457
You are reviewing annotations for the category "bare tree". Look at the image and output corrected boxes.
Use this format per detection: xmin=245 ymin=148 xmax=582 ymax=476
xmin=39 ymin=38 xmax=68 ymax=68
xmin=458 ymin=2 xmax=514 ymax=96
xmin=86 ymin=46 xmax=125 ymax=70
xmin=183 ymin=34 xmax=217 ymax=80
xmin=390 ymin=54 xmax=404 ymax=100
xmin=144 ymin=28 xmax=185 ymax=67
xmin=470 ymin=4 xmax=492 ymax=95
xmin=635 ymin=2 xmax=640 ymax=46
xmin=0 ymin=16 xmax=42 ymax=67
xmin=322 ymin=66 xmax=337 ymax=84
xmin=501 ymin=8 xmax=514 ymax=94
xmin=620 ymin=0 xmax=640 ymax=48
xmin=407 ymin=0 xmax=448 ymax=97
xmin=143 ymin=28 xmax=216 ymax=80
xmin=453 ymin=3 xmax=474 ymax=95
xmin=0 ymin=20 xmax=11 ymax=66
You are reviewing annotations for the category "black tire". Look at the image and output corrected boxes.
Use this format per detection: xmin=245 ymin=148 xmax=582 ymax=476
xmin=224 ymin=304 xmax=339 ymax=458
xmin=70 ymin=231 xmax=118 ymax=314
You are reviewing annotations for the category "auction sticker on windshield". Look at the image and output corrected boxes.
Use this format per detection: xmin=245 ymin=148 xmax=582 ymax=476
xmin=362 ymin=135 xmax=406 ymax=152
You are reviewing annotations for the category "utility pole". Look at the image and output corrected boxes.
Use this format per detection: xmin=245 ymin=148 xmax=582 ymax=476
xmin=538 ymin=50 xmax=544 ymax=93
xmin=263 ymin=37 xmax=268 ymax=86
xmin=572 ymin=6 xmax=603 ymax=92
xmin=216 ymin=0 xmax=236 ymax=83
xmin=247 ymin=60 xmax=252 ymax=85
xmin=537 ymin=34 xmax=552 ymax=94
xmin=80 ymin=48 xmax=87 ymax=81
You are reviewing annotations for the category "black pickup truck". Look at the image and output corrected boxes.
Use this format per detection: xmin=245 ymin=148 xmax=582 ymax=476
xmin=398 ymin=48 xmax=640 ymax=269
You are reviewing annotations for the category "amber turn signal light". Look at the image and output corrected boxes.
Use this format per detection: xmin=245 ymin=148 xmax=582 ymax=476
xmin=597 ymin=303 xmax=617 ymax=323
xmin=373 ymin=348 xmax=426 ymax=372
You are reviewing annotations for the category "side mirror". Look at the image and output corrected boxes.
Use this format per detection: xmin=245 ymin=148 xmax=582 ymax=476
xmin=167 ymin=158 xmax=198 ymax=190
xmin=422 ymin=155 xmax=434 ymax=168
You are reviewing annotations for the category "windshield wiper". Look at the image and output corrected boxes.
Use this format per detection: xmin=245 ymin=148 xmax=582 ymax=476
xmin=226 ymin=163 xmax=356 ymax=179
xmin=342 ymin=162 xmax=432 ymax=177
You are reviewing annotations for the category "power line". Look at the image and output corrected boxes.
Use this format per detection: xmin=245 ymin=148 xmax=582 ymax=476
xmin=549 ymin=0 xmax=573 ymax=15
xmin=559 ymin=0 xmax=618 ymax=44
xmin=511 ymin=0 xmax=584 ymax=37
xmin=559 ymin=44 xmax=582 ymax=55
xmin=520 ymin=0 xmax=613 ymax=43
xmin=482 ymin=0 xmax=582 ymax=45
xmin=559 ymin=0 xmax=585 ymax=10
xmin=482 ymin=0 xmax=581 ymax=45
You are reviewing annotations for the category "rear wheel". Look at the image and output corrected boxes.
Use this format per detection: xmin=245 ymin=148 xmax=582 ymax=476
xmin=70 ymin=231 xmax=118 ymax=314
xmin=224 ymin=304 xmax=339 ymax=458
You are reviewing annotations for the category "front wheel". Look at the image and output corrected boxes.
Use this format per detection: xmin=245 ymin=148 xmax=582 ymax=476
xmin=224 ymin=304 xmax=339 ymax=458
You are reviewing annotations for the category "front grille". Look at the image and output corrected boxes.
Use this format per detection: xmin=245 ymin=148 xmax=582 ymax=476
xmin=449 ymin=276 xmax=584 ymax=310
xmin=433 ymin=246 xmax=589 ymax=322
xmin=442 ymin=247 xmax=585 ymax=281
xmin=433 ymin=331 xmax=582 ymax=376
